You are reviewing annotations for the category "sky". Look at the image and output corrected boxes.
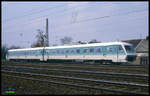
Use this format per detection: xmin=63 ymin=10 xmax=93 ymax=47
xmin=2 ymin=1 xmax=149 ymax=48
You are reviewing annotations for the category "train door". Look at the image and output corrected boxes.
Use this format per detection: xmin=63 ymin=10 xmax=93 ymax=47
xmin=116 ymin=45 xmax=125 ymax=62
xmin=102 ymin=46 xmax=113 ymax=64
xmin=102 ymin=46 xmax=107 ymax=60
xmin=46 ymin=49 xmax=49 ymax=60
xmin=43 ymin=49 xmax=49 ymax=61
xmin=40 ymin=49 xmax=44 ymax=61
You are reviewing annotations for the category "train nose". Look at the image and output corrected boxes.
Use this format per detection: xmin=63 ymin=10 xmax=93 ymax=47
xmin=126 ymin=55 xmax=137 ymax=62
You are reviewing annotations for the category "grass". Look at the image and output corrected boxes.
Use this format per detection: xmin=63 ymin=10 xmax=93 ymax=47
xmin=2 ymin=74 xmax=121 ymax=95
xmin=2 ymin=73 xmax=148 ymax=95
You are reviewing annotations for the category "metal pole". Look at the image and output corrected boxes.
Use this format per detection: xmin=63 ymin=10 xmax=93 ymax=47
xmin=46 ymin=18 xmax=49 ymax=47
xmin=117 ymin=47 xmax=118 ymax=63
xmin=42 ymin=34 xmax=45 ymax=61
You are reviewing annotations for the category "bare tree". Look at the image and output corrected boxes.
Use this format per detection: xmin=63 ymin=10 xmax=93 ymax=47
xmin=60 ymin=36 xmax=73 ymax=45
xmin=8 ymin=45 xmax=21 ymax=49
xmin=77 ymin=41 xmax=86 ymax=44
xmin=31 ymin=29 xmax=46 ymax=48
xmin=2 ymin=45 xmax=21 ymax=60
xmin=1 ymin=45 xmax=8 ymax=60
xmin=88 ymin=39 xmax=101 ymax=44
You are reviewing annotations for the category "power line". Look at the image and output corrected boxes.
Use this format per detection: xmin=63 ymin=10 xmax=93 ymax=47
xmin=3 ymin=18 xmax=45 ymax=31
xmin=3 ymin=4 xmax=147 ymax=31
xmin=2 ymin=4 xmax=117 ymax=30
xmin=4 ymin=17 xmax=147 ymax=48
xmin=53 ymin=8 xmax=148 ymax=31
xmin=2 ymin=4 xmax=67 ymax=23
xmin=4 ymin=8 xmax=147 ymax=33
xmin=4 ymin=13 xmax=146 ymax=38
xmin=4 ymin=23 xmax=42 ymax=33
xmin=2 ymin=4 xmax=88 ymax=30
xmin=3 ymin=3 xmax=113 ymax=23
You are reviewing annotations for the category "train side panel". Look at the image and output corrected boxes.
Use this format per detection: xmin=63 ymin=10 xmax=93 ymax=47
xmin=7 ymin=42 xmax=136 ymax=63
xmin=7 ymin=48 xmax=44 ymax=61
xmin=44 ymin=44 xmax=127 ymax=62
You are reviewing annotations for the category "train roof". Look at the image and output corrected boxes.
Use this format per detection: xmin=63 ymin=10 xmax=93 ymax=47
xmin=8 ymin=42 xmax=131 ymax=52
xmin=8 ymin=47 xmax=44 ymax=52
xmin=45 ymin=42 xmax=131 ymax=49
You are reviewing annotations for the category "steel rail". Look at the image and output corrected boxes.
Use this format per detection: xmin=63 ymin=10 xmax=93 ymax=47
xmin=2 ymin=65 xmax=148 ymax=77
xmin=2 ymin=73 xmax=148 ymax=95
xmin=2 ymin=70 xmax=148 ymax=87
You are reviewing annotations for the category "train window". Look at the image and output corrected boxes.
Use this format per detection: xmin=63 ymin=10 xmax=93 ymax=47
xmin=52 ymin=51 xmax=56 ymax=54
xmin=57 ymin=50 xmax=60 ymax=54
xmin=107 ymin=47 xmax=109 ymax=51
xmin=96 ymin=48 xmax=101 ymax=52
xmin=30 ymin=51 xmax=32 ymax=55
xmin=44 ymin=50 xmax=46 ymax=54
xmin=109 ymin=48 xmax=113 ymax=52
xmin=61 ymin=50 xmax=64 ymax=54
xmin=45 ymin=50 xmax=49 ymax=54
xmin=125 ymin=45 xmax=134 ymax=52
xmin=66 ymin=50 xmax=69 ymax=53
xmin=90 ymin=48 xmax=94 ymax=53
xmin=107 ymin=47 xmax=113 ymax=52
xmin=83 ymin=49 xmax=88 ymax=53
xmin=40 ymin=50 xmax=43 ymax=54
xmin=70 ymin=49 xmax=74 ymax=53
xmin=33 ymin=51 xmax=35 ymax=54
xmin=76 ymin=49 xmax=80 ymax=53
xmin=119 ymin=45 xmax=123 ymax=51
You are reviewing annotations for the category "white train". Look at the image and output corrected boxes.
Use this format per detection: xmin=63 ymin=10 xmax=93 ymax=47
xmin=7 ymin=42 xmax=137 ymax=63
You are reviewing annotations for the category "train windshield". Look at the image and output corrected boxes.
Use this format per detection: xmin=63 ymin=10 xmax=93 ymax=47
xmin=125 ymin=45 xmax=135 ymax=53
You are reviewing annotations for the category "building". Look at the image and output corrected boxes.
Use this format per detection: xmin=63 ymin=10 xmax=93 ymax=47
xmin=122 ymin=39 xmax=142 ymax=49
xmin=135 ymin=39 xmax=149 ymax=57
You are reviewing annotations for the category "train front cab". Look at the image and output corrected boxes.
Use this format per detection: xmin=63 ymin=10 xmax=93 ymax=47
xmin=123 ymin=44 xmax=137 ymax=62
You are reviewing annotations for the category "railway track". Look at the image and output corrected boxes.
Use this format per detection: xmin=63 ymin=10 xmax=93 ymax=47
xmin=2 ymin=70 xmax=148 ymax=87
xmin=2 ymin=65 xmax=148 ymax=78
xmin=2 ymin=61 xmax=148 ymax=74
xmin=2 ymin=66 xmax=148 ymax=85
xmin=2 ymin=65 xmax=149 ymax=84
xmin=2 ymin=64 xmax=149 ymax=95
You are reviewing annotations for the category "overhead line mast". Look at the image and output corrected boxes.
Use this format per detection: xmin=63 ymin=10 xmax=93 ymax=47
xmin=46 ymin=18 xmax=49 ymax=47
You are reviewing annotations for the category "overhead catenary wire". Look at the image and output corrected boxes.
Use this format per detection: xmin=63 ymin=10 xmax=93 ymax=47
xmin=2 ymin=4 xmax=90 ymax=30
xmin=3 ymin=8 xmax=148 ymax=32
xmin=4 ymin=3 xmax=147 ymax=23
xmin=3 ymin=2 xmax=90 ymax=24
xmin=51 ymin=8 xmax=148 ymax=31
xmin=2 ymin=3 xmax=115 ymax=23
xmin=2 ymin=4 xmax=67 ymax=23
xmin=4 ymin=15 xmax=146 ymax=46
xmin=3 ymin=3 xmax=147 ymax=31
xmin=3 ymin=4 xmax=146 ymax=30
xmin=3 ymin=4 xmax=148 ymax=46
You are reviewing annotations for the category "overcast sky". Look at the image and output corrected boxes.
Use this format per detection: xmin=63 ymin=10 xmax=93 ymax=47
xmin=2 ymin=1 xmax=148 ymax=48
